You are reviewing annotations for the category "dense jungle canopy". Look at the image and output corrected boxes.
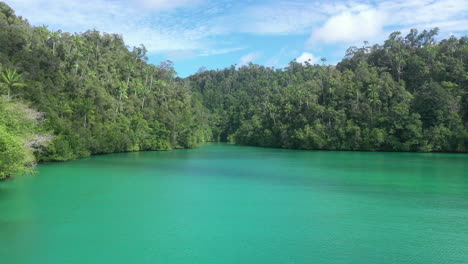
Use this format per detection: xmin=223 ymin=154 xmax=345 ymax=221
xmin=1 ymin=2 xmax=467 ymax=178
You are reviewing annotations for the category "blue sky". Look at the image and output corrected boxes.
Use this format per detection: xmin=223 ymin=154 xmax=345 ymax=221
xmin=6 ymin=0 xmax=468 ymax=77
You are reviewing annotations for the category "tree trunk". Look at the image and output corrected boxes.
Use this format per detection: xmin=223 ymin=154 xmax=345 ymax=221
xmin=126 ymin=74 xmax=130 ymax=89
xmin=356 ymin=90 xmax=359 ymax=106
xmin=80 ymin=55 xmax=90 ymax=81
xmin=149 ymin=75 xmax=153 ymax=91
xmin=84 ymin=113 xmax=87 ymax=128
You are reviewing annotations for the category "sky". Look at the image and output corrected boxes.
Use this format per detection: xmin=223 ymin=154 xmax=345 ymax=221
xmin=5 ymin=0 xmax=468 ymax=77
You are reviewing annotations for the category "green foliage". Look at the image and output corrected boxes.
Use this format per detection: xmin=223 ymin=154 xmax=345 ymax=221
xmin=0 ymin=99 xmax=48 ymax=178
xmin=0 ymin=3 xmax=211 ymax=177
xmin=0 ymin=68 xmax=26 ymax=99
xmin=0 ymin=2 xmax=467 ymax=179
xmin=189 ymin=29 xmax=468 ymax=153
xmin=0 ymin=124 xmax=26 ymax=179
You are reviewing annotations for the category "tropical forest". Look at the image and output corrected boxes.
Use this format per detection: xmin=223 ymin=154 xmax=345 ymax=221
xmin=2 ymin=1 xmax=468 ymax=264
xmin=1 ymin=3 xmax=466 ymax=179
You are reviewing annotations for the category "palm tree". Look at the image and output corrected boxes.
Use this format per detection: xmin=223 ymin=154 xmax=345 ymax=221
xmin=367 ymin=84 xmax=382 ymax=117
xmin=115 ymin=81 xmax=128 ymax=113
xmin=48 ymin=31 xmax=61 ymax=56
xmin=35 ymin=25 xmax=49 ymax=44
xmin=0 ymin=68 xmax=26 ymax=100
xmin=139 ymin=84 xmax=151 ymax=110
xmin=70 ymin=35 xmax=85 ymax=74
xmin=77 ymin=98 xmax=94 ymax=128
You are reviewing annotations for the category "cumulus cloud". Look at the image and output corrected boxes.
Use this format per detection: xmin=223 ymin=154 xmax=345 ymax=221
xmin=222 ymin=0 xmax=467 ymax=39
xmin=296 ymin=52 xmax=319 ymax=65
xmin=379 ymin=0 xmax=467 ymax=26
xmin=238 ymin=52 xmax=262 ymax=67
xmin=308 ymin=9 xmax=385 ymax=44
xmin=308 ymin=0 xmax=468 ymax=45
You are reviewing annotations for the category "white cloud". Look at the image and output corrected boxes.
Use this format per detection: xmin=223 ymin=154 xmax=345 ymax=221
xmin=4 ymin=0 xmax=468 ymax=64
xmin=199 ymin=47 xmax=245 ymax=57
xmin=308 ymin=0 xmax=468 ymax=45
xmin=379 ymin=0 xmax=467 ymax=26
xmin=264 ymin=48 xmax=300 ymax=68
xmin=5 ymin=0 xmax=218 ymax=53
xmin=163 ymin=49 xmax=197 ymax=61
xmin=309 ymin=9 xmax=386 ymax=44
xmin=296 ymin=52 xmax=319 ymax=65
xmin=164 ymin=47 xmax=244 ymax=61
xmin=265 ymin=57 xmax=280 ymax=68
xmin=234 ymin=2 xmax=325 ymax=35
xmin=238 ymin=52 xmax=262 ymax=67
xmin=134 ymin=0 xmax=204 ymax=10
xmin=121 ymin=26 xmax=208 ymax=52
xmin=220 ymin=0 xmax=467 ymax=37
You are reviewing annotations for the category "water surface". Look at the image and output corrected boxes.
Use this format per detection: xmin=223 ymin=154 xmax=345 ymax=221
xmin=1 ymin=144 xmax=467 ymax=263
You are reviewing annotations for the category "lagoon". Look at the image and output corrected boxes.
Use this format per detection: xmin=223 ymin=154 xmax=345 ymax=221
xmin=1 ymin=144 xmax=467 ymax=263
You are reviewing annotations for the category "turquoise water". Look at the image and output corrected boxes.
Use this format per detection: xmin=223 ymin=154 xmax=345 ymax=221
xmin=1 ymin=143 xmax=468 ymax=263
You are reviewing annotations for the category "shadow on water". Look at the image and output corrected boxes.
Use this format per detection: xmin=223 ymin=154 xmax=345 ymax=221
xmin=0 ymin=184 xmax=15 ymax=200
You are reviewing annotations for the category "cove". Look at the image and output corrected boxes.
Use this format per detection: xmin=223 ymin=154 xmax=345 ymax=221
xmin=1 ymin=143 xmax=468 ymax=264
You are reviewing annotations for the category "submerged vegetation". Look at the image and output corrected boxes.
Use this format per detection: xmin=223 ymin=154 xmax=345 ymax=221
xmin=0 ymin=2 xmax=467 ymax=178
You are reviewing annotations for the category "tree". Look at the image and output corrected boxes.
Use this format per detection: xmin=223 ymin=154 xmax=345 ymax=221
xmin=367 ymin=84 xmax=381 ymax=114
xmin=48 ymin=30 xmax=61 ymax=56
xmin=0 ymin=0 xmax=467 ymax=181
xmin=413 ymin=82 xmax=451 ymax=128
xmin=76 ymin=98 xmax=94 ymax=128
xmin=116 ymin=81 xmax=128 ymax=112
xmin=0 ymin=124 xmax=27 ymax=179
xmin=0 ymin=68 xmax=26 ymax=100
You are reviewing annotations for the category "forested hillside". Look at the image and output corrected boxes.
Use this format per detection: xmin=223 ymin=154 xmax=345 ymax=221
xmin=0 ymin=2 xmax=467 ymax=179
xmin=0 ymin=2 xmax=210 ymax=179
xmin=189 ymin=29 xmax=468 ymax=152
